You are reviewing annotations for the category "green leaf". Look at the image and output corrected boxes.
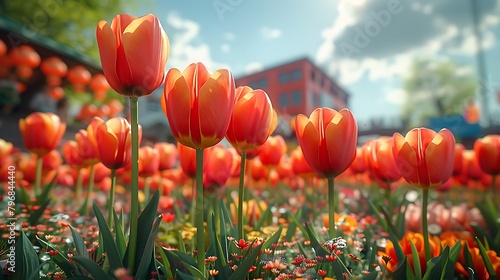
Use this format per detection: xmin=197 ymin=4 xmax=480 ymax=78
xmin=69 ymin=225 xmax=89 ymax=259
xmin=363 ymin=270 xmax=379 ymax=280
xmin=367 ymin=245 xmax=377 ymax=272
xmin=72 ymin=256 xmax=108 ymax=279
xmin=14 ymin=232 xmax=40 ymax=280
xmin=289 ymin=208 xmax=309 ymax=240
xmin=284 ymin=218 xmax=297 ymax=242
xmin=113 ymin=209 xmax=127 ymax=260
xmin=28 ymin=198 xmax=51 ymax=225
xmin=444 ymin=240 xmax=462 ymax=279
xmin=208 ymin=213 xmax=231 ymax=280
xmin=164 ymin=249 xmax=205 ymax=280
xmin=475 ymin=237 xmax=498 ymax=280
xmin=157 ymin=242 xmax=174 ymax=279
xmin=135 ymin=216 xmax=162 ymax=280
xmin=463 ymin=242 xmax=476 ymax=280
xmin=125 ymin=190 xmax=160 ymax=270
xmin=92 ymin=203 xmax=123 ymax=272
xmin=368 ymin=200 xmax=389 ymax=233
xmin=35 ymin=173 xmax=57 ymax=205
xmin=390 ymin=258 xmax=416 ymax=280
xmin=175 ymin=270 xmax=198 ymax=280
xmin=253 ymin=205 xmax=271 ymax=231
xmin=36 ymin=236 xmax=78 ymax=277
xmin=178 ymin=230 xmax=187 ymax=253
xmin=387 ymin=229 xmax=405 ymax=266
xmin=422 ymin=246 xmax=449 ymax=280
xmin=227 ymin=241 xmax=263 ymax=280
xmin=408 ymin=238 xmax=422 ymax=280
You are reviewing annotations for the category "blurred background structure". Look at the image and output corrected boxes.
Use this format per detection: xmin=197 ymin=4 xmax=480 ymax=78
xmin=0 ymin=0 xmax=499 ymax=148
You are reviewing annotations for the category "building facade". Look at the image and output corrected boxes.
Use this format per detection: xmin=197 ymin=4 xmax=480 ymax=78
xmin=235 ymin=57 xmax=349 ymax=116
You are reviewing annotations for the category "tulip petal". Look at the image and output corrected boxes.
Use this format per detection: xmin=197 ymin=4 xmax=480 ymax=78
xmin=425 ymin=129 xmax=455 ymax=188
xmin=164 ymin=69 xmax=196 ymax=148
xmin=96 ymin=21 xmax=124 ymax=94
xmin=296 ymin=115 xmax=322 ymax=175
xmin=96 ymin=122 xmax=119 ymax=169
xmin=325 ymin=109 xmax=357 ymax=177
xmin=393 ymin=133 xmax=420 ymax=186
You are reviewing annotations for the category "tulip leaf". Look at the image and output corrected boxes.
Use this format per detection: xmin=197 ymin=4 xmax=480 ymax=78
xmin=124 ymin=190 xmax=160 ymax=270
xmin=444 ymin=241 xmax=463 ymax=280
xmin=113 ymin=209 xmax=127 ymax=259
xmin=164 ymin=249 xmax=205 ymax=280
xmin=422 ymin=246 xmax=449 ymax=280
xmin=135 ymin=215 xmax=162 ymax=280
xmin=208 ymin=213 xmax=231 ymax=279
xmin=35 ymin=173 xmax=57 ymax=205
xmin=36 ymin=235 xmax=78 ymax=277
xmin=390 ymin=258 xmax=416 ymax=280
xmin=284 ymin=218 xmax=297 ymax=242
xmin=366 ymin=245 xmax=377 ymax=272
xmin=72 ymin=256 xmax=108 ymax=279
xmin=13 ymin=231 xmax=39 ymax=280
xmin=92 ymin=203 xmax=123 ymax=272
xmin=289 ymin=208 xmax=309 ymax=240
xmin=368 ymin=200 xmax=389 ymax=233
xmin=28 ymin=198 xmax=51 ymax=225
xmin=69 ymin=225 xmax=89 ymax=259
xmin=387 ymin=228 xmax=405 ymax=266
xmin=253 ymin=204 xmax=272 ymax=231
xmin=157 ymin=242 xmax=174 ymax=279
xmin=408 ymin=238 xmax=422 ymax=280
xmin=475 ymin=237 xmax=498 ymax=279
xmin=227 ymin=240 xmax=263 ymax=280
xmin=463 ymin=242 xmax=476 ymax=280
xmin=175 ymin=270 xmax=198 ymax=280
xmin=178 ymin=230 xmax=187 ymax=253
xmin=363 ymin=271 xmax=379 ymax=280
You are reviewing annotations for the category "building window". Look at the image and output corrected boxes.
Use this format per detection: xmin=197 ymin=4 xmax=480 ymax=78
xmin=279 ymin=72 xmax=289 ymax=84
xmin=279 ymin=93 xmax=288 ymax=108
xmin=291 ymin=69 xmax=302 ymax=80
xmin=311 ymin=70 xmax=316 ymax=81
xmin=259 ymin=78 xmax=268 ymax=88
xmin=292 ymin=90 xmax=301 ymax=105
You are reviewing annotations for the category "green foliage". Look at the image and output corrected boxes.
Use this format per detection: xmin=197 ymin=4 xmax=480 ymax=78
xmin=0 ymin=0 xmax=145 ymax=60
xmin=402 ymin=57 xmax=477 ymax=127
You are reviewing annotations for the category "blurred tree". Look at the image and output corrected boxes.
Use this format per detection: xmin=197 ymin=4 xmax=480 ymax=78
xmin=401 ymin=57 xmax=477 ymax=127
xmin=0 ymin=0 xmax=143 ymax=61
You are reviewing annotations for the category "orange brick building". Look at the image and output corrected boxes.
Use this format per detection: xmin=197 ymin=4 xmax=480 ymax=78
xmin=235 ymin=57 xmax=349 ymax=116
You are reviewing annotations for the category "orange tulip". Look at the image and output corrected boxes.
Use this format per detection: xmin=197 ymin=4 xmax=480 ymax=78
xmin=177 ymin=142 xmax=197 ymax=178
xmin=161 ymin=62 xmax=235 ymax=149
xmin=453 ymin=143 xmax=465 ymax=176
xmin=380 ymin=231 xmax=441 ymax=275
xmin=96 ymin=14 xmax=169 ymax=96
xmin=226 ymin=86 xmax=277 ymax=151
xmin=138 ymin=146 xmax=160 ymax=177
xmin=290 ymin=146 xmax=314 ymax=177
xmin=349 ymin=147 xmax=367 ymax=174
xmin=203 ymin=146 xmax=233 ymax=191
xmin=154 ymin=142 xmax=178 ymax=171
xmin=474 ymin=135 xmax=500 ymax=175
xmin=393 ymin=128 xmax=455 ymax=189
xmin=365 ymin=136 xmax=400 ymax=184
xmin=75 ymin=129 xmax=99 ymax=166
xmin=62 ymin=140 xmax=83 ymax=167
xmin=19 ymin=112 xmax=66 ymax=156
xmin=258 ymin=135 xmax=287 ymax=167
xmin=295 ymin=108 xmax=357 ymax=178
xmin=0 ymin=139 xmax=13 ymax=159
xmin=95 ymin=117 xmax=140 ymax=170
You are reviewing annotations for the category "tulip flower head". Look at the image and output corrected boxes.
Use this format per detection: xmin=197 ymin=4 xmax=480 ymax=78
xmin=226 ymin=86 xmax=277 ymax=151
xmin=96 ymin=14 xmax=169 ymax=96
xmin=19 ymin=112 xmax=66 ymax=157
xmin=474 ymin=135 xmax=500 ymax=175
xmin=162 ymin=62 xmax=236 ymax=149
xmin=295 ymin=108 xmax=358 ymax=178
xmin=393 ymin=128 xmax=455 ymax=190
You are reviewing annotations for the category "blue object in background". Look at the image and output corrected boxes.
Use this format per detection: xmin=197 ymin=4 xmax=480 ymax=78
xmin=428 ymin=114 xmax=481 ymax=138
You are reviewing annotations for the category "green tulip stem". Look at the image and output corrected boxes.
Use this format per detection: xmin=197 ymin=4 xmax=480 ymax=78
xmin=422 ymin=188 xmax=431 ymax=262
xmin=190 ymin=179 xmax=196 ymax=226
xmin=128 ymin=96 xmax=139 ymax=275
xmin=34 ymin=156 xmax=43 ymax=196
xmin=81 ymin=164 xmax=95 ymax=216
xmin=107 ymin=168 xmax=117 ymax=226
xmin=328 ymin=177 xmax=336 ymax=238
xmin=143 ymin=176 xmax=151 ymax=207
xmin=75 ymin=168 xmax=83 ymax=201
xmin=195 ymin=148 xmax=205 ymax=276
xmin=237 ymin=151 xmax=247 ymax=240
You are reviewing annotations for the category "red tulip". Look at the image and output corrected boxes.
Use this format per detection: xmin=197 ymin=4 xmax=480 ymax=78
xmin=290 ymin=146 xmax=314 ymax=177
xmin=96 ymin=14 xmax=169 ymax=96
xmin=177 ymin=142 xmax=196 ymax=178
xmin=139 ymin=146 xmax=160 ymax=177
xmin=75 ymin=129 xmax=99 ymax=166
xmin=19 ymin=112 xmax=66 ymax=156
xmin=295 ymin=108 xmax=358 ymax=178
xmin=349 ymin=147 xmax=367 ymax=174
xmin=365 ymin=136 xmax=400 ymax=184
xmin=258 ymin=135 xmax=287 ymax=167
xmin=474 ymin=135 xmax=500 ymax=175
xmin=161 ymin=62 xmax=235 ymax=149
xmin=226 ymin=86 xmax=277 ymax=151
xmin=203 ymin=146 xmax=233 ymax=190
xmin=94 ymin=117 xmax=140 ymax=170
xmin=154 ymin=142 xmax=178 ymax=171
xmin=62 ymin=140 xmax=83 ymax=167
xmin=393 ymin=128 xmax=455 ymax=189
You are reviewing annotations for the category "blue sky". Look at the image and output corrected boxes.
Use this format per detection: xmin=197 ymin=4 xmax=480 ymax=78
xmin=129 ymin=0 xmax=500 ymax=125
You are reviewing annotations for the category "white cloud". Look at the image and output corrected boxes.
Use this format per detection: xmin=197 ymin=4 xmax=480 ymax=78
xmin=244 ymin=62 xmax=264 ymax=74
xmin=165 ymin=12 xmax=228 ymax=71
xmin=384 ymin=87 xmax=407 ymax=105
xmin=315 ymin=0 xmax=500 ymax=85
xmin=221 ymin=44 xmax=230 ymax=53
xmin=261 ymin=26 xmax=282 ymax=39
